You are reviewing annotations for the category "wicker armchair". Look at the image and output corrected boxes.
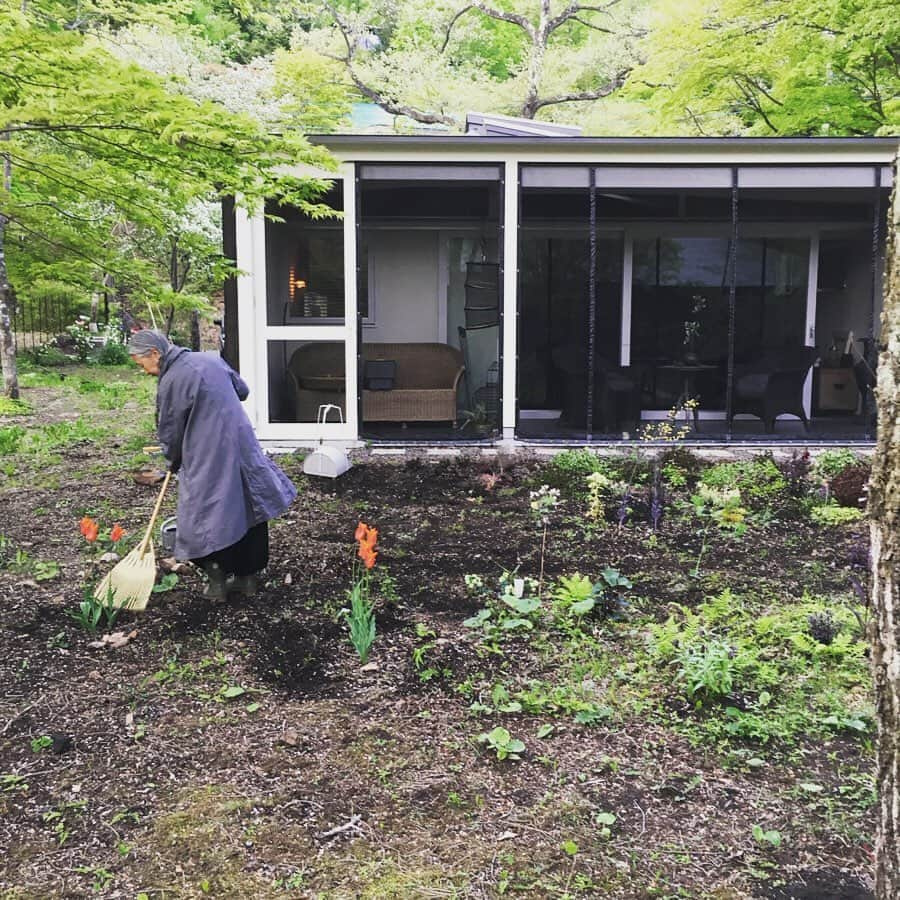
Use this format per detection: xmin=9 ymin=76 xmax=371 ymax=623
xmin=730 ymin=346 xmax=817 ymax=432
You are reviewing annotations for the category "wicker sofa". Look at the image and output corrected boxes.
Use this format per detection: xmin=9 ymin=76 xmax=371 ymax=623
xmin=287 ymin=341 xmax=465 ymax=423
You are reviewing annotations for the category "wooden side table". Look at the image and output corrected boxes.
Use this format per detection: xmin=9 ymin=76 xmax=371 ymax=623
xmin=816 ymin=367 xmax=858 ymax=413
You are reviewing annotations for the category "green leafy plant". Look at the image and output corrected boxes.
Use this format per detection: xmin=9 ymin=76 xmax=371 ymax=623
xmin=66 ymin=584 xmax=122 ymax=634
xmin=676 ymin=638 xmax=736 ymax=701
xmin=463 ymin=570 xmax=543 ymax=644
xmin=595 ymin=811 xmax=617 ymax=840
xmin=585 ymin=471 xmax=612 ymax=522
xmin=699 ymin=456 xmax=786 ymax=508
xmin=552 ymin=568 xmax=632 ymax=619
xmin=152 ymin=572 xmax=179 ymax=593
xmin=529 ymin=484 xmax=560 ymax=598
xmin=690 ymin=484 xmax=748 ymax=577
xmin=812 ymin=448 xmax=860 ymax=480
xmin=751 ymin=824 xmax=782 ymax=849
xmin=477 ymin=726 xmax=525 ymax=761
xmin=543 ymin=448 xmax=607 ymax=490
xmin=30 ymin=735 xmax=53 ymax=753
xmin=0 ymin=425 xmax=26 ymax=455
xmin=810 ymin=505 xmax=863 ymax=527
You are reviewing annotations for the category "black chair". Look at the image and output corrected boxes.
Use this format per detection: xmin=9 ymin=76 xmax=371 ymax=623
xmin=730 ymin=346 xmax=817 ymax=433
xmin=851 ymin=338 xmax=877 ymax=429
xmin=555 ymin=350 xmax=642 ymax=433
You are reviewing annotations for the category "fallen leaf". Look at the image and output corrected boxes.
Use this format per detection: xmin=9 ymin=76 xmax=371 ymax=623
xmin=497 ymin=830 xmax=517 ymax=841
xmin=360 ymin=661 xmax=380 ymax=672
xmin=99 ymin=552 xmax=120 ymax=564
xmin=280 ymin=728 xmax=299 ymax=747
xmin=284 ymin=573 xmax=293 ymax=585
xmin=132 ymin=468 xmax=167 ymax=486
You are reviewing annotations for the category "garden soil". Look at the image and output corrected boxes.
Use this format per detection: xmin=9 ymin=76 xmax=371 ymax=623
xmin=0 ymin=371 xmax=876 ymax=899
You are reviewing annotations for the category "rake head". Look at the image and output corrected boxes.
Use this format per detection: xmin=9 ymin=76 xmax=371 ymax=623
xmin=93 ymin=546 xmax=158 ymax=612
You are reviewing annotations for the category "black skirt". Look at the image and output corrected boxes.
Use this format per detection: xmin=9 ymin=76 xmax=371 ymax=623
xmin=192 ymin=522 xmax=269 ymax=576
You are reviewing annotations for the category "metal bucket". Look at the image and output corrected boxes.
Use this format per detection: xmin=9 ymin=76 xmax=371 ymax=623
xmin=160 ymin=517 xmax=177 ymax=553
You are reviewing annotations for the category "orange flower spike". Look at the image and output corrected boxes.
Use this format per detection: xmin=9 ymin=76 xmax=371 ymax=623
xmin=354 ymin=521 xmax=369 ymax=542
xmin=110 ymin=524 xmax=125 ymax=543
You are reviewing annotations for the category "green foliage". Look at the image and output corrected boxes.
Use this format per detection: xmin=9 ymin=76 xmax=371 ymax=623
xmin=66 ymin=585 xmax=122 ymax=634
xmin=0 ymin=0 xmax=336 ymax=367
xmin=675 ymin=638 xmax=736 ymax=701
xmin=627 ymin=0 xmax=900 ymax=136
xmin=463 ymin=570 xmax=544 ymax=643
xmin=810 ymin=505 xmax=864 ymax=527
xmin=0 ymin=397 xmax=31 ymax=416
xmin=552 ymin=568 xmax=632 ymax=619
xmin=541 ymin=449 xmax=608 ymax=496
xmin=699 ymin=457 xmax=786 ymax=508
xmin=751 ymin=824 xmax=782 ymax=849
xmin=96 ymin=339 xmax=132 ymax=366
xmin=643 ymin=589 xmax=871 ymax=744
xmin=813 ymin=449 xmax=862 ymax=480
xmin=272 ymin=49 xmax=354 ymax=131
xmin=344 ymin=577 xmax=376 ymax=665
xmin=477 ymin=726 xmax=525 ymax=761
xmin=0 ymin=425 xmax=25 ymax=455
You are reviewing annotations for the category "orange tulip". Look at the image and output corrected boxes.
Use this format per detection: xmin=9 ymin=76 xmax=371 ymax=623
xmin=110 ymin=524 xmax=125 ymax=543
xmin=359 ymin=546 xmax=377 ymax=569
xmin=354 ymin=521 xmax=369 ymax=542
xmin=80 ymin=516 xmax=99 ymax=541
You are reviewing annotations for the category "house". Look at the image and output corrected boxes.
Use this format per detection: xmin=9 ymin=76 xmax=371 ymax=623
xmin=222 ymin=118 xmax=896 ymax=447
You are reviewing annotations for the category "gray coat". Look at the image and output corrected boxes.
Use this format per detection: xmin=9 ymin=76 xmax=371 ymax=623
xmin=156 ymin=347 xmax=297 ymax=560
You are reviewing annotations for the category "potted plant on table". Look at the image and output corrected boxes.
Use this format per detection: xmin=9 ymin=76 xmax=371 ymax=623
xmin=682 ymin=294 xmax=708 ymax=365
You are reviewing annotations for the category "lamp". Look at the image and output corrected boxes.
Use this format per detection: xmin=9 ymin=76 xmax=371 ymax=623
xmin=288 ymin=266 xmax=307 ymax=302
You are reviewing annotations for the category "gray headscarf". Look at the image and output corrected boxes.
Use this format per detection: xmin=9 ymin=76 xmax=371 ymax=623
xmin=127 ymin=329 xmax=173 ymax=357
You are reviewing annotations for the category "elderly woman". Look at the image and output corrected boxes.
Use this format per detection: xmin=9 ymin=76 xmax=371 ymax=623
xmin=128 ymin=330 xmax=296 ymax=600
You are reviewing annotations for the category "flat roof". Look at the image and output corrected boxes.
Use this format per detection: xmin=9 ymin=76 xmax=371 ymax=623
xmin=311 ymin=134 xmax=898 ymax=151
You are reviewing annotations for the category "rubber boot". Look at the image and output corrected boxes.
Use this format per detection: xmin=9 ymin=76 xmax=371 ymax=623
xmin=228 ymin=573 xmax=258 ymax=599
xmin=202 ymin=563 xmax=228 ymax=601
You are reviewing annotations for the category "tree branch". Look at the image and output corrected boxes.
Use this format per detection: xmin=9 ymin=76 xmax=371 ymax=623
xmin=529 ymin=73 xmax=629 ymax=112
xmin=322 ymin=0 xmax=459 ymax=127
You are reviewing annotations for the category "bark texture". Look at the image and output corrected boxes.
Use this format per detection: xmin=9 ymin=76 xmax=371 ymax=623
xmin=0 ymin=143 xmax=18 ymax=400
xmin=869 ymin=150 xmax=900 ymax=900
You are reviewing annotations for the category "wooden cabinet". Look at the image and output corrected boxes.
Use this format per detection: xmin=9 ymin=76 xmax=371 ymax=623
xmin=817 ymin=367 xmax=859 ymax=412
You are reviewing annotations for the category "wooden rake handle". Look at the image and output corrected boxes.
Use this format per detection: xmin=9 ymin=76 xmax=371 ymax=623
xmin=138 ymin=470 xmax=172 ymax=558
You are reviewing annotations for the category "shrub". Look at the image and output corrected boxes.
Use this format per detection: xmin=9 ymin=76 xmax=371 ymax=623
xmin=97 ymin=339 xmax=131 ymax=366
xmin=699 ymin=456 xmax=786 ymax=508
xmin=807 ymin=611 xmax=840 ymax=646
xmin=810 ymin=505 xmax=864 ymax=527
xmin=24 ymin=344 xmax=70 ymax=366
xmin=540 ymin=449 xmax=611 ymax=496
xmin=813 ymin=449 xmax=859 ymax=480
xmin=657 ymin=446 xmax=702 ymax=487
xmin=829 ymin=463 xmax=870 ymax=509
xmin=778 ymin=450 xmax=813 ymax=498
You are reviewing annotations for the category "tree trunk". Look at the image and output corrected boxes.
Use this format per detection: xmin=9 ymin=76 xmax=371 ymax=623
xmin=0 ymin=140 xmax=18 ymax=400
xmin=869 ymin=150 xmax=900 ymax=900
xmin=190 ymin=309 xmax=200 ymax=352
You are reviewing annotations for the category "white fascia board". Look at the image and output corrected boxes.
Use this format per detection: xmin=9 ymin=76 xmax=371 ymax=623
xmin=321 ymin=144 xmax=896 ymax=167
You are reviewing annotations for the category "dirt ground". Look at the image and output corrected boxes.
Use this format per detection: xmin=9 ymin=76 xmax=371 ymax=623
xmin=0 ymin=365 xmax=877 ymax=899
